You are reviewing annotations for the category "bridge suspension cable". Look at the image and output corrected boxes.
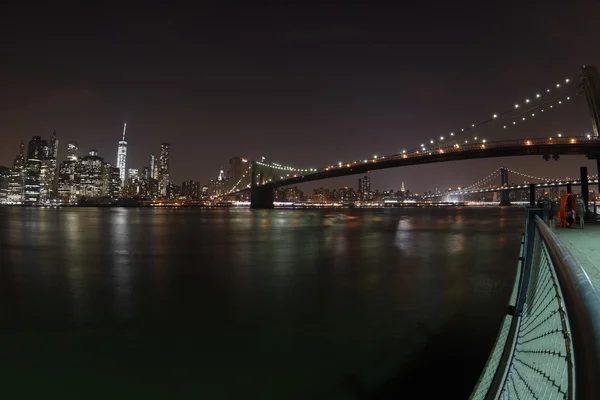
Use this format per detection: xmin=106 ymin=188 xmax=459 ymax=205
xmin=342 ymin=73 xmax=585 ymax=170
xmin=248 ymin=70 xmax=595 ymax=188
xmin=504 ymin=167 xmax=555 ymax=182
xmin=226 ymin=165 xmax=253 ymax=194
xmin=463 ymin=168 xmax=502 ymax=190
xmin=419 ymin=75 xmax=581 ymax=149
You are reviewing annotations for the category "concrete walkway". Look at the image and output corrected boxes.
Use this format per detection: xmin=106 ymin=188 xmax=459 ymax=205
xmin=554 ymin=224 xmax=600 ymax=293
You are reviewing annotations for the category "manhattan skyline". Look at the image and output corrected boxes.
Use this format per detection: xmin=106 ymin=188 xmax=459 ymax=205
xmin=2 ymin=2 xmax=600 ymax=192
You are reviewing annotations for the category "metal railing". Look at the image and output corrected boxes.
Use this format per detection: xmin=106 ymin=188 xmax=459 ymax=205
xmin=471 ymin=209 xmax=600 ymax=399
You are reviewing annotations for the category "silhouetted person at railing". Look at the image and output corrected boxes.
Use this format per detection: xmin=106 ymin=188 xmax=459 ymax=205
xmin=566 ymin=202 xmax=575 ymax=226
xmin=548 ymin=201 xmax=555 ymax=228
xmin=577 ymin=194 xmax=585 ymax=229
xmin=542 ymin=200 xmax=549 ymax=221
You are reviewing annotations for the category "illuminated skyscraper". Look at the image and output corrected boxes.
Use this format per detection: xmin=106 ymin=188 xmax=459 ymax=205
xmin=149 ymin=154 xmax=156 ymax=179
xmin=0 ymin=166 xmax=10 ymax=204
xmin=79 ymin=150 xmax=103 ymax=197
xmin=24 ymin=136 xmax=47 ymax=203
xmin=358 ymin=175 xmax=371 ymax=195
xmin=182 ymin=180 xmax=200 ymax=199
xmin=67 ymin=142 xmax=79 ymax=161
xmin=49 ymin=130 xmax=59 ymax=160
xmin=116 ymin=123 xmax=127 ymax=187
xmin=7 ymin=141 xmax=26 ymax=203
xmin=58 ymin=142 xmax=80 ymax=203
xmin=108 ymin=167 xmax=121 ymax=199
xmin=126 ymin=168 xmax=140 ymax=196
xmin=158 ymin=143 xmax=170 ymax=197
xmin=41 ymin=130 xmax=59 ymax=201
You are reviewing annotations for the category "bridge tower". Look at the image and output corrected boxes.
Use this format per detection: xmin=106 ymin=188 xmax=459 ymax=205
xmin=499 ymin=167 xmax=511 ymax=206
xmin=582 ymin=66 xmax=600 ymax=193
xmin=582 ymin=66 xmax=600 ymax=137
xmin=250 ymin=161 xmax=274 ymax=209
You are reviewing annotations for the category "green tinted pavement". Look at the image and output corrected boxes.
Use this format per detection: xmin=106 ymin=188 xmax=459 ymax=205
xmin=554 ymin=224 xmax=600 ymax=293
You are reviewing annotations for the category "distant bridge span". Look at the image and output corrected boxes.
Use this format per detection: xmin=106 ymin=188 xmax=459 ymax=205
xmin=250 ymin=136 xmax=600 ymax=208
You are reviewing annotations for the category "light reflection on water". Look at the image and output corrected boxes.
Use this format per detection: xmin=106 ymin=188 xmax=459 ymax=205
xmin=0 ymin=206 xmax=523 ymax=399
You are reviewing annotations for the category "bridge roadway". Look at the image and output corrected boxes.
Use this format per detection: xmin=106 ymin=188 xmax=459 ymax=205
xmin=251 ymin=136 xmax=600 ymax=207
xmin=257 ymin=136 xmax=600 ymax=189
xmin=256 ymin=136 xmax=600 ymax=189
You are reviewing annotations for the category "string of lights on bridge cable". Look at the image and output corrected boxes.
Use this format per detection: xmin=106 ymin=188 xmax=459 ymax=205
xmin=439 ymin=167 xmax=599 ymax=196
xmin=463 ymin=168 xmax=503 ymax=190
xmin=246 ymin=73 xmax=586 ymax=181
xmin=226 ymin=165 xmax=253 ymax=194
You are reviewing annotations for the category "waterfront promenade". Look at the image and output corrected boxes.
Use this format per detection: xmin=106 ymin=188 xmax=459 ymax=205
xmin=555 ymin=224 xmax=600 ymax=293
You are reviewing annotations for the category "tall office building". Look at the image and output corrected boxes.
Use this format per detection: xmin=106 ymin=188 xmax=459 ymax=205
xmin=66 ymin=142 xmax=79 ymax=161
xmin=126 ymin=168 xmax=140 ymax=196
xmin=158 ymin=143 xmax=170 ymax=197
xmin=57 ymin=141 xmax=80 ymax=203
xmin=7 ymin=141 xmax=26 ymax=203
xmin=182 ymin=180 xmax=200 ymax=199
xmin=108 ymin=167 xmax=121 ymax=199
xmin=57 ymin=158 xmax=79 ymax=203
xmin=24 ymin=136 xmax=47 ymax=203
xmin=48 ymin=131 xmax=59 ymax=159
xmin=149 ymin=154 xmax=156 ymax=179
xmin=41 ymin=130 xmax=59 ymax=201
xmin=79 ymin=150 xmax=103 ymax=197
xmin=116 ymin=123 xmax=127 ymax=187
xmin=140 ymin=167 xmax=149 ymax=198
xmin=0 ymin=166 xmax=10 ymax=204
xmin=358 ymin=175 xmax=371 ymax=194
xmin=228 ymin=157 xmax=247 ymax=190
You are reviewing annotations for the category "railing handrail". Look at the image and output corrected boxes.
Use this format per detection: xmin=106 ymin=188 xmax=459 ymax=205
xmin=534 ymin=215 xmax=600 ymax=399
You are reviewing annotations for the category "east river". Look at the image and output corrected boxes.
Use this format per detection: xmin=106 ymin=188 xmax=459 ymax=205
xmin=0 ymin=207 xmax=524 ymax=399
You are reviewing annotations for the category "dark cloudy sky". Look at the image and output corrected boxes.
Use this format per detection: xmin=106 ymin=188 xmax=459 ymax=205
xmin=1 ymin=1 xmax=600 ymax=192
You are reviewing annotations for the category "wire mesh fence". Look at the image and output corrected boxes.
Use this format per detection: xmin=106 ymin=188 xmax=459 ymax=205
xmin=467 ymin=209 xmax=600 ymax=400
xmin=499 ymin=226 xmax=573 ymax=399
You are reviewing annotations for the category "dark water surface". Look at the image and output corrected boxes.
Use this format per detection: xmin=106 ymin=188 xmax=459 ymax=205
xmin=0 ymin=207 xmax=524 ymax=399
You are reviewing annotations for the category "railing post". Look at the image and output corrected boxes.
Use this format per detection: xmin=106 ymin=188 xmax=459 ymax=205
xmin=529 ymin=183 xmax=536 ymax=206
xmin=581 ymin=166 xmax=589 ymax=216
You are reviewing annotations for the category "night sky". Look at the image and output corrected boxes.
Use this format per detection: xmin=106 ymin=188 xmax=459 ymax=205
xmin=2 ymin=1 xmax=600 ymax=193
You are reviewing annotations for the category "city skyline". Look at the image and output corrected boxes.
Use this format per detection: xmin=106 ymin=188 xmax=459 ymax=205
xmin=2 ymin=129 xmax=599 ymax=197
xmin=2 ymin=2 xmax=600 ymax=191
